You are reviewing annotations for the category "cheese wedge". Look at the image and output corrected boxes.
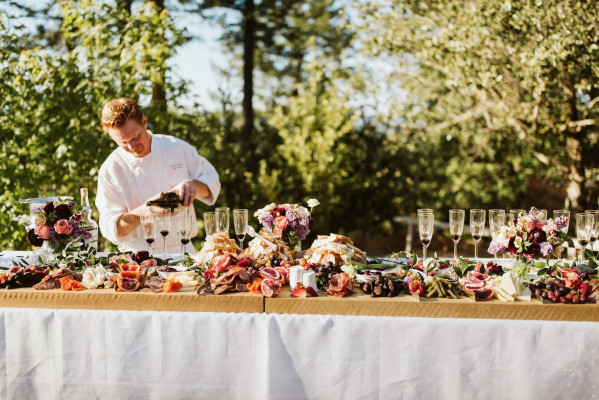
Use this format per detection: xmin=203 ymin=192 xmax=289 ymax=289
xmin=500 ymin=271 xmax=517 ymax=296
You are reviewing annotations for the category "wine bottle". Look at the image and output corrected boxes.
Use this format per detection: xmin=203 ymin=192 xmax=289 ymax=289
xmin=146 ymin=191 xmax=182 ymax=211
xmin=80 ymin=188 xmax=99 ymax=250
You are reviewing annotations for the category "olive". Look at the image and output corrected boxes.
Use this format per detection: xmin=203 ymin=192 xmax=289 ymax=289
xmin=325 ymin=261 xmax=334 ymax=269
xmin=270 ymin=254 xmax=276 ymax=262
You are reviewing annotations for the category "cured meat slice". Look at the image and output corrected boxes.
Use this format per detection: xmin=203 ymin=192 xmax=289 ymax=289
xmin=34 ymin=268 xmax=82 ymax=290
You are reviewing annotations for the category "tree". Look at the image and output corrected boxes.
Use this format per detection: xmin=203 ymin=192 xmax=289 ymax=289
xmin=359 ymin=0 xmax=599 ymax=211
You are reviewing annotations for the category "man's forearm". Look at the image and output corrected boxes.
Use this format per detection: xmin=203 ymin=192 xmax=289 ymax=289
xmin=193 ymin=180 xmax=211 ymax=200
xmin=115 ymin=204 xmax=147 ymax=239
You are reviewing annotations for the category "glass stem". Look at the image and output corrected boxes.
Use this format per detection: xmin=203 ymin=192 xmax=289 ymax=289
xmin=474 ymin=242 xmax=479 ymax=259
xmin=164 ymin=237 xmax=168 ymax=258
xmin=423 ymin=244 xmax=427 ymax=260
xmin=453 ymin=242 xmax=458 ymax=260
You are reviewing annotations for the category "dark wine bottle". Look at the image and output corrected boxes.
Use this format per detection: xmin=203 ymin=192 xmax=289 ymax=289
xmin=146 ymin=192 xmax=181 ymax=211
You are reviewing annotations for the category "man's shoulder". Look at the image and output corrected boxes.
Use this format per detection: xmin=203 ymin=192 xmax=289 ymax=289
xmin=98 ymin=149 xmax=126 ymax=176
xmin=153 ymin=133 xmax=190 ymax=147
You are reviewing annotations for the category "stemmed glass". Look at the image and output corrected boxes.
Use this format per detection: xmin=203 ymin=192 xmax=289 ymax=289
xmin=470 ymin=209 xmax=486 ymax=259
xmin=449 ymin=209 xmax=465 ymax=260
xmin=510 ymin=209 xmax=526 ymax=219
xmin=140 ymin=211 xmax=156 ymax=257
xmin=233 ymin=209 xmax=248 ymax=250
xmin=585 ymin=210 xmax=598 ymax=256
xmin=537 ymin=209 xmax=548 ymax=223
xmin=489 ymin=209 xmax=505 ymax=260
xmin=576 ymin=213 xmax=593 ymax=260
xmin=417 ymin=209 xmax=434 ymax=261
xmin=553 ymin=210 xmax=570 ymax=260
xmin=177 ymin=208 xmax=194 ymax=255
xmin=204 ymin=212 xmax=218 ymax=237
xmin=216 ymin=207 xmax=230 ymax=236
xmin=158 ymin=212 xmax=171 ymax=258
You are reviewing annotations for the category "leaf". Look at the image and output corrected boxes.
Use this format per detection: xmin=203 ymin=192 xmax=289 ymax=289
xmin=537 ymin=268 xmax=548 ymax=276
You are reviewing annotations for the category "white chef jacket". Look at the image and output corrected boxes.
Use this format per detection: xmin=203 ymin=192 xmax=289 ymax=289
xmin=96 ymin=133 xmax=220 ymax=254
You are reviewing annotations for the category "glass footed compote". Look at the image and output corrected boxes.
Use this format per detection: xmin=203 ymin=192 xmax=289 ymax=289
xmin=449 ymin=209 xmax=465 ymax=260
xmin=140 ymin=211 xmax=156 ymax=257
xmin=233 ymin=209 xmax=248 ymax=250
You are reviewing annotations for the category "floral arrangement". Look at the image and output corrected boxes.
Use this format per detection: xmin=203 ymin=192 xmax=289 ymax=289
xmin=254 ymin=199 xmax=319 ymax=248
xmin=21 ymin=200 xmax=91 ymax=250
xmin=488 ymin=207 xmax=570 ymax=261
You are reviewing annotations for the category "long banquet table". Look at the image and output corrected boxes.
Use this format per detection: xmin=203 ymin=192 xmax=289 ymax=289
xmin=0 ymin=252 xmax=598 ymax=399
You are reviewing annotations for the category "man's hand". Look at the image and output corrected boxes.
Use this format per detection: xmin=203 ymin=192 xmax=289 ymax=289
xmin=171 ymin=179 xmax=198 ymax=207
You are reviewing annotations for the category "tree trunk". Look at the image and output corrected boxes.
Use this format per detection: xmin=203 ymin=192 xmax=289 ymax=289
xmin=242 ymin=0 xmax=255 ymax=159
xmin=148 ymin=0 xmax=167 ymax=112
xmin=562 ymin=69 xmax=586 ymax=211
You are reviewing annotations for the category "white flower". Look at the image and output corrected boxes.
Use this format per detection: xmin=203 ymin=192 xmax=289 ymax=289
xmin=296 ymin=206 xmax=310 ymax=218
xmin=307 ymin=199 xmax=320 ymax=208
xmin=514 ymin=236 xmax=523 ymax=251
xmin=254 ymin=203 xmax=276 ymax=219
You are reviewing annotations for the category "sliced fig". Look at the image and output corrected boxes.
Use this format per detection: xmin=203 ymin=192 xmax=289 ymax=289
xmin=474 ymin=288 xmax=494 ymax=301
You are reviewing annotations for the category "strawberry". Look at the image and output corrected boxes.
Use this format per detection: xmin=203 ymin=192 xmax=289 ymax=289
xmin=236 ymin=258 xmax=250 ymax=268
xmin=580 ymin=282 xmax=591 ymax=296
xmin=291 ymin=284 xmax=308 ymax=298
xmin=214 ymin=254 xmax=231 ymax=273
xmin=203 ymin=269 xmax=216 ymax=279
xmin=305 ymin=286 xmax=318 ymax=297
xmin=564 ymin=279 xmax=573 ymax=288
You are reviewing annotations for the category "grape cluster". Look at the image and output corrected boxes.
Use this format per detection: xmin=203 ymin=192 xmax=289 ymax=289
xmin=314 ymin=261 xmax=343 ymax=287
xmin=530 ymin=278 xmax=588 ymax=304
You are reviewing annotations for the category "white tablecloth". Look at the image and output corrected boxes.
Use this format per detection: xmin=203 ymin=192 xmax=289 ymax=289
xmin=0 ymin=308 xmax=597 ymax=400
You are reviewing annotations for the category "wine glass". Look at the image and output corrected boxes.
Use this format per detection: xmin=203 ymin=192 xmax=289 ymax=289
xmin=489 ymin=209 xmax=505 ymax=260
xmin=216 ymin=207 xmax=230 ymax=235
xmin=553 ymin=210 xmax=570 ymax=260
xmin=158 ymin=212 xmax=171 ymax=258
xmin=510 ymin=209 xmax=526 ymax=220
xmin=449 ymin=209 xmax=465 ymax=260
xmin=470 ymin=209 xmax=486 ymax=259
xmin=537 ymin=209 xmax=548 ymax=223
xmin=233 ymin=209 xmax=248 ymax=250
xmin=140 ymin=211 xmax=156 ymax=257
xmin=585 ymin=210 xmax=599 ymax=256
xmin=576 ymin=213 xmax=593 ymax=260
xmin=178 ymin=208 xmax=194 ymax=255
xmin=417 ymin=209 xmax=434 ymax=261
xmin=204 ymin=212 xmax=218 ymax=237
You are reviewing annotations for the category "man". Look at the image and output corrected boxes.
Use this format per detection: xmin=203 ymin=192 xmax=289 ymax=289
xmin=96 ymin=97 xmax=220 ymax=253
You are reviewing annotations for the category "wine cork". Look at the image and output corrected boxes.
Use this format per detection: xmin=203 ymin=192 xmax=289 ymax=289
xmin=289 ymin=266 xmax=304 ymax=289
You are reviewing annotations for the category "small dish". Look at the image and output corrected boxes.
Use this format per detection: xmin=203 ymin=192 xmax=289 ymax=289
xmin=157 ymin=265 xmax=189 ymax=280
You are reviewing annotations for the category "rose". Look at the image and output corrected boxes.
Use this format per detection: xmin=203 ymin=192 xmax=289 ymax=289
xmin=43 ymin=202 xmax=55 ymax=214
xmin=27 ymin=229 xmax=44 ymax=247
xmin=524 ymin=219 xmax=535 ymax=233
xmin=134 ymin=251 xmax=150 ymax=263
xmin=54 ymin=219 xmax=73 ymax=235
xmin=35 ymin=224 xmax=51 ymax=239
xmin=54 ymin=203 xmax=72 ymax=219
xmin=273 ymin=215 xmax=289 ymax=238
xmin=307 ymin=198 xmax=320 ymax=208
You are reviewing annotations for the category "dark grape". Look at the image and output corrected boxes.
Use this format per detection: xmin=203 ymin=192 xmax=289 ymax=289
xmin=554 ymin=289 xmax=561 ymax=298
xmin=572 ymin=295 xmax=580 ymax=304
xmin=542 ymin=291 xmax=549 ymax=299
xmin=535 ymin=288 xmax=543 ymax=297
xmin=580 ymin=294 xmax=587 ymax=304
xmin=559 ymin=297 xmax=568 ymax=304
xmin=325 ymin=261 xmax=334 ymax=269
xmin=552 ymin=296 xmax=559 ymax=303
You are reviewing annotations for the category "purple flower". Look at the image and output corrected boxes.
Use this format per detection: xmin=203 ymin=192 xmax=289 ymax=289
xmin=488 ymin=241 xmax=505 ymax=255
xmin=43 ymin=202 xmax=54 ymax=214
xmin=555 ymin=216 xmax=569 ymax=231
xmin=540 ymin=242 xmax=553 ymax=257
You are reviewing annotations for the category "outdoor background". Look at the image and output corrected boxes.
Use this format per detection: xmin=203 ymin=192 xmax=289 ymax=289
xmin=1 ymin=0 xmax=598 ymax=254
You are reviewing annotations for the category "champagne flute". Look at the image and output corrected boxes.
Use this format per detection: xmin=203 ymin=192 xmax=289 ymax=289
xmin=204 ymin=212 xmax=218 ymax=237
xmin=158 ymin=212 xmax=171 ymax=258
xmin=449 ymin=209 xmax=465 ymax=260
xmin=553 ymin=210 xmax=570 ymax=260
xmin=216 ymin=207 xmax=230 ymax=235
xmin=470 ymin=209 xmax=486 ymax=260
xmin=417 ymin=209 xmax=434 ymax=261
xmin=576 ymin=213 xmax=593 ymax=260
xmin=585 ymin=210 xmax=599 ymax=256
xmin=140 ymin=211 xmax=156 ymax=257
xmin=489 ymin=209 xmax=505 ymax=261
xmin=233 ymin=209 xmax=248 ymax=250
xmin=537 ymin=209 xmax=548 ymax=223
xmin=178 ymin=208 xmax=193 ymax=255
xmin=510 ymin=209 xmax=526 ymax=220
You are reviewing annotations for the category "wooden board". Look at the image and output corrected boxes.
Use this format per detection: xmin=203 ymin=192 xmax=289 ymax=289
xmin=0 ymin=288 xmax=264 ymax=313
xmin=264 ymin=287 xmax=599 ymax=322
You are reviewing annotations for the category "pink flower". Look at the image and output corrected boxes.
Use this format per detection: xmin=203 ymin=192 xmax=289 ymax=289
xmin=524 ymin=219 xmax=535 ymax=233
xmin=273 ymin=215 xmax=288 ymax=232
xmin=35 ymin=224 xmax=51 ymax=240
xmin=54 ymin=219 xmax=73 ymax=235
